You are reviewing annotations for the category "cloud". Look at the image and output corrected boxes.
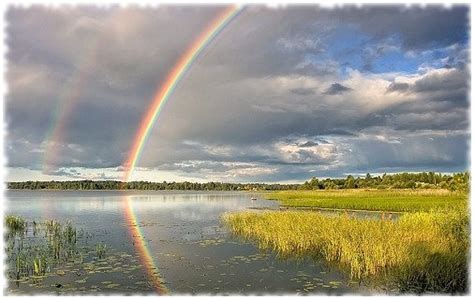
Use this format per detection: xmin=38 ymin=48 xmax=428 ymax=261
xmin=322 ymin=83 xmax=353 ymax=95
xmin=43 ymin=167 xmax=82 ymax=177
xmin=298 ymin=141 xmax=319 ymax=147
xmin=386 ymin=82 xmax=410 ymax=93
xmin=344 ymin=130 xmax=469 ymax=172
xmin=412 ymin=68 xmax=467 ymax=94
xmin=290 ymin=87 xmax=315 ymax=96
xmin=5 ymin=5 xmax=469 ymax=182
xmin=277 ymin=36 xmax=324 ymax=53
xmin=336 ymin=5 xmax=468 ymax=51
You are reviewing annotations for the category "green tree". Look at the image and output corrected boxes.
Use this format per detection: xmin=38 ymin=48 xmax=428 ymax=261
xmin=344 ymin=175 xmax=355 ymax=189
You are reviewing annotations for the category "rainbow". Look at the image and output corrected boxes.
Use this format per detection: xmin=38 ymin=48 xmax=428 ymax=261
xmin=121 ymin=7 xmax=242 ymax=294
xmin=122 ymin=196 xmax=169 ymax=294
xmin=122 ymin=5 xmax=243 ymax=182
xmin=42 ymin=40 xmax=101 ymax=175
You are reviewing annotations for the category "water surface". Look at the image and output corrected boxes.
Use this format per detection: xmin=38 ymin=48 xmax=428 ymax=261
xmin=6 ymin=190 xmax=369 ymax=295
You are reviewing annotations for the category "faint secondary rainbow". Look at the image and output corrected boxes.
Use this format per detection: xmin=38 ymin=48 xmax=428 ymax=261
xmin=42 ymin=40 xmax=100 ymax=175
xmin=122 ymin=196 xmax=168 ymax=294
xmin=122 ymin=5 xmax=243 ymax=182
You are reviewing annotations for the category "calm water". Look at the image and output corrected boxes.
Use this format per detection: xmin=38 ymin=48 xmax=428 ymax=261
xmin=6 ymin=190 xmax=369 ymax=295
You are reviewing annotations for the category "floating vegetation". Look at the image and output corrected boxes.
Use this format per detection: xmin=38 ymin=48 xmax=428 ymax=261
xmin=194 ymin=238 xmax=226 ymax=247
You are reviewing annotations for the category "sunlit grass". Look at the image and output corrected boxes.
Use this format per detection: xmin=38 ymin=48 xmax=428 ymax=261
xmin=264 ymin=189 xmax=468 ymax=212
xmin=222 ymin=208 xmax=468 ymax=294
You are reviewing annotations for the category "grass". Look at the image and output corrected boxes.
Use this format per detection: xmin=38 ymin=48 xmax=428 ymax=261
xmin=6 ymin=215 xmax=27 ymax=236
xmin=4 ymin=215 xmax=106 ymax=283
xmin=264 ymin=189 xmax=468 ymax=212
xmin=225 ymin=188 xmax=470 ymax=293
xmin=222 ymin=208 xmax=468 ymax=294
xmin=96 ymin=242 xmax=107 ymax=259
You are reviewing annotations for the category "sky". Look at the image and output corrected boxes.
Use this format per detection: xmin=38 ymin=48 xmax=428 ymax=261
xmin=5 ymin=5 xmax=470 ymax=183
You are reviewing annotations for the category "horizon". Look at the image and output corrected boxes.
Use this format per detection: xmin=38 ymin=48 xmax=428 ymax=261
xmin=6 ymin=170 xmax=469 ymax=185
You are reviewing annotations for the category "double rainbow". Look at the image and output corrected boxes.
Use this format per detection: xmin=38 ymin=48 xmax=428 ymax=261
xmin=120 ymin=6 xmax=243 ymax=294
xmin=36 ymin=5 xmax=243 ymax=295
xmin=122 ymin=5 xmax=243 ymax=182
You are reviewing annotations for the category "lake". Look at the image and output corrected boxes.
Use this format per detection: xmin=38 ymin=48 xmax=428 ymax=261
xmin=5 ymin=190 xmax=370 ymax=295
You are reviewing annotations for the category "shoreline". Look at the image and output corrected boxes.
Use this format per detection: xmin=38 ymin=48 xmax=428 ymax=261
xmin=5 ymin=189 xmax=254 ymax=193
xmin=251 ymin=205 xmax=406 ymax=214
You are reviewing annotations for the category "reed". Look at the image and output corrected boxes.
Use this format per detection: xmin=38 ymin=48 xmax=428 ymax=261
xmin=33 ymin=255 xmax=47 ymax=276
xmin=4 ymin=215 xmax=100 ymax=283
xmin=222 ymin=208 xmax=468 ymax=294
xmin=6 ymin=215 xmax=26 ymax=236
xmin=96 ymin=242 xmax=107 ymax=259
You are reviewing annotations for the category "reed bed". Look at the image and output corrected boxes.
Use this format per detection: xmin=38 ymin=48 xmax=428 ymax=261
xmin=5 ymin=215 xmax=105 ymax=282
xmin=266 ymin=189 xmax=467 ymax=212
xmin=222 ymin=208 xmax=468 ymax=293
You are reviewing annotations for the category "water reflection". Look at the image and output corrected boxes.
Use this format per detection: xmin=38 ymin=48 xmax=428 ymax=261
xmin=6 ymin=191 xmax=368 ymax=295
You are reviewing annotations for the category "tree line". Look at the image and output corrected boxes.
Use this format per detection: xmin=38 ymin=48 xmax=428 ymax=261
xmin=7 ymin=171 xmax=469 ymax=192
xmin=7 ymin=180 xmax=300 ymax=191
xmin=301 ymin=171 xmax=469 ymax=192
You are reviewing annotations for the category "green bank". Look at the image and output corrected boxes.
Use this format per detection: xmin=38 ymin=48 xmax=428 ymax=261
xmin=264 ymin=189 xmax=468 ymax=212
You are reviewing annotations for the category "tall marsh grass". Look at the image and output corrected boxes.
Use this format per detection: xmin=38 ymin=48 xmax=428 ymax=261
xmin=4 ymin=215 xmax=102 ymax=282
xmin=222 ymin=209 xmax=468 ymax=293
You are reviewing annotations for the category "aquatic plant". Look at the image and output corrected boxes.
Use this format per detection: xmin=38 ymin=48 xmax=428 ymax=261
xmin=64 ymin=221 xmax=77 ymax=245
xmin=32 ymin=221 xmax=38 ymax=236
xmin=222 ymin=208 xmax=469 ymax=294
xmin=96 ymin=242 xmax=107 ymax=259
xmin=33 ymin=255 xmax=47 ymax=277
xmin=4 ymin=215 xmax=103 ymax=284
xmin=5 ymin=215 xmax=26 ymax=236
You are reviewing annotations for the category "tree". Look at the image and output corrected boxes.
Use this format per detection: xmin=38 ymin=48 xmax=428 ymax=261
xmin=344 ymin=175 xmax=355 ymax=189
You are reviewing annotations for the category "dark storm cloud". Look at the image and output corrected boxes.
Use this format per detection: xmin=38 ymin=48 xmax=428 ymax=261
xmin=6 ymin=6 xmax=226 ymax=169
xmin=5 ymin=5 xmax=470 ymax=182
xmin=335 ymin=5 xmax=468 ymax=51
xmin=322 ymin=83 xmax=352 ymax=95
xmin=368 ymin=67 xmax=469 ymax=133
xmin=412 ymin=68 xmax=467 ymax=94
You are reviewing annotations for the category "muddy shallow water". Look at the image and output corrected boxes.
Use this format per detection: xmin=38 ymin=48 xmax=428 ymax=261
xmin=6 ymin=190 xmax=372 ymax=295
